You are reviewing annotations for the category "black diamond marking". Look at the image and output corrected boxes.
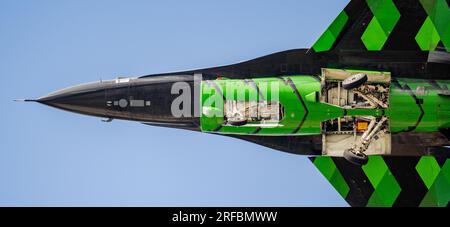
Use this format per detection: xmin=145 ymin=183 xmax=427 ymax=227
xmin=336 ymin=0 xmax=371 ymax=51
xmin=333 ymin=157 xmax=375 ymax=207
xmin=434 ymin=150 xmax=450 ymax=167
xmin=286 ymin=78 xmax=309 ymax=134
xmin=383 ymin=0 xmax=426 ymax=51
xmin=403 ymin=83 xmax=425 ymax=131
xmin=392 ymin=79 xmax=424 ymax=132
xmin=384 ymin=156 xmax=428 ymax=207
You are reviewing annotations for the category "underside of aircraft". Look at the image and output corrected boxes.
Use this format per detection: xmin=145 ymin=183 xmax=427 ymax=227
xmin=141 ymin=0 xmax=450 ymax=207
xmin=27 ymin=0 xmax=450 ymax=206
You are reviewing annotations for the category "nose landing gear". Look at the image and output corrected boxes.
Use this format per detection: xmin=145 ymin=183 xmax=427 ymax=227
xmin=321 ymin=69 xmax=391 ymax=166
xmin=343 ymin=149 xmax=369 ymax=166
xmin=343 ymin=117 xmax=388 ymax=165
xmin=342 ymin=74 xmax=389 ymax=165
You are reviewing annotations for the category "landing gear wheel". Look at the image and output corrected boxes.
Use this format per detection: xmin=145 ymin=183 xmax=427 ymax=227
xmin=342 ymin=73 xmax=368 ymax=90
xmin=343 ymin=149 xmax=369 ymax=166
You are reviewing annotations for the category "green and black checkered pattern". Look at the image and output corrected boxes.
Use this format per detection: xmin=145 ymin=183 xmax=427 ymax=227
xmin=312 ymin=0 xmax=450 ymax=52
xmin=309 ymin=156 xmax=450 ymax=207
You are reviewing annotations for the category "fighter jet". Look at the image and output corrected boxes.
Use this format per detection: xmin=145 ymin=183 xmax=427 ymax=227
xmin=21 ymin=0 xmax=450 ymax=207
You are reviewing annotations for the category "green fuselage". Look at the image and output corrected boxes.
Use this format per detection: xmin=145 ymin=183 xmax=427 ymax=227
xmin=200 ymin=74 xmax=450 ymax=135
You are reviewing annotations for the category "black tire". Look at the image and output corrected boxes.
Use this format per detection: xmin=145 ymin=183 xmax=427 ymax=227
xmin=228 ymin=120 xmax=248 ymax=126
xmin=342 ymin=73 xmax=368 ymax=90
xmin=343 ymin=149 xmax=369 ymax=166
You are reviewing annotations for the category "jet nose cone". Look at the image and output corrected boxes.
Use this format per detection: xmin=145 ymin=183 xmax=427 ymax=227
xmin=38 ymin=81 xmax=108 ymax=118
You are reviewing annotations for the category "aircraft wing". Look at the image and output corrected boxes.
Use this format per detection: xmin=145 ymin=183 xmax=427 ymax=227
xmin=140 ymin=0 xmax=450 ymax=206
xmin=140 ymin=0 xmax=449 ymax=81
xmin=310 ymin=0 xmax=449 ymax=53
xmin=228 ymin=130 xmax=450 ymax=207
xmin=310 ymin=153 xmax=450 ymax=207
xmin=228 ymin=133 xmax=450 ymax=207
xmin=305 ymin=0 xmax=449 ymax=206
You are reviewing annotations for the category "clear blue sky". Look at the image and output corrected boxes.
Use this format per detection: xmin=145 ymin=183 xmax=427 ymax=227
xmin=0 ymin=0 xmax=349 ymax=206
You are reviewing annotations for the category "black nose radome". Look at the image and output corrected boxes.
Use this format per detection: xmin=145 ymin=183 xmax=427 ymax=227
xmin=37 ymin=81 xmax=108 ymax=118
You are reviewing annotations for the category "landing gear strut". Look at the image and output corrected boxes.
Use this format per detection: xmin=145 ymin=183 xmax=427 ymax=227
xmin=342 ymin=73 xmax=388 ymax=165
xmin=322 ymin=71 xmax=391 ymax=165
xmin=343 ymin=116 xmax=388 ymax=165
